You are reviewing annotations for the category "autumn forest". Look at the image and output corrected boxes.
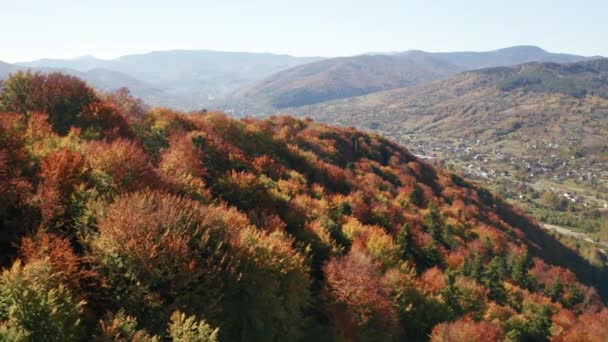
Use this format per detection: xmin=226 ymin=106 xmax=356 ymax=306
xmin=1 ymin=71 xmax=608 ymax=341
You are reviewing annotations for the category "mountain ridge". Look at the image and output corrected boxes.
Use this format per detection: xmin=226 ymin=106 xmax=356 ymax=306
xmin=241 ymin=45 xmax=598 ymax=109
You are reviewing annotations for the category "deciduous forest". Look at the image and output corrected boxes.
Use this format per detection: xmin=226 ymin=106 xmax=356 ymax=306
xmin=0 ymin=71 xmax=607 ymax=341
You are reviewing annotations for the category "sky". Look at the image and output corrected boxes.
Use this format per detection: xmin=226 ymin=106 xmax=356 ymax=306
xmin=1 ymin=0 xmax=607 ymax=62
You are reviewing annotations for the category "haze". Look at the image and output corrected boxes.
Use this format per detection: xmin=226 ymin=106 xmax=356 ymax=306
xmin=2 ymin=0 xmax=607 ymax=62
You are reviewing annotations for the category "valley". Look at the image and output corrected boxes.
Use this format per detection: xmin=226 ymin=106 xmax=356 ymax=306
xmin=285 ymin=59 xmax=608 ymax=255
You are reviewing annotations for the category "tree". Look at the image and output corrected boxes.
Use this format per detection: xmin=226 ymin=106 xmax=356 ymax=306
xmin=408 ymin=184 xmax=424 ymax=207
xmin=545 ymin=276 xmax=564 ymax=302
xmin=505 ymin=301 xmax=553 ymax=341
xmin=92 ymin=191 xmax=310 ymax=340
xmin=323 ymin=251 xmax=399 ymax=341
xmin=96 ymin=310 xmax=158 ymax=341
xmin=424 ymin=204 xmax=445 ymax=244
xmin=563 ymin=282 xmax=584 ymax=309
xmin=470 ymin=252 xmax=484 ymax=283
xmin=168 ymin=311 xmax=219 ymax=342
xmin=396 ymin=223 xmax=413 ymax=261
xmin=560 ymin=309 xmax=608 ymax=341
xmin=0 ymin=71 xmax=96 ymax=135
xmin=42 ymin=73 xmax=96 ymax=134
xmin=431 ymin=318 xmax=503 ymax=342
xmin=484 ymin=256 xmax=507 ymax=303
xmin=0 ymin=70 xmax=43 ymax=114
xmin=510 ymin=251 xmax=532 ymax=288
xmin=85 ymin=139 xmax=157 ymax=194
xmin=0 ymin=260 xmax=85 ymax=342
xmin=90 ymin=191 xmax=236 ymax=333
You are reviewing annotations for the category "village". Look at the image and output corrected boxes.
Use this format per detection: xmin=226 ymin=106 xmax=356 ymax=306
xmin=399 ymin=134 xmax=608 ymax=211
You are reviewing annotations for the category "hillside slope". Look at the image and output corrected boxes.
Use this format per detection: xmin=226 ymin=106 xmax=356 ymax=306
xmin=239 ymin=54 xmax=461 ymax=108
xmin=241 ymin=46 xmax=595 ymax=109
xmin=1 ymin=72 xmax=607 ymax=341
xmin=290 ymin=58 xmax=608 ymax=246
xmin=292 ymin=59 xmax=608 ymax=156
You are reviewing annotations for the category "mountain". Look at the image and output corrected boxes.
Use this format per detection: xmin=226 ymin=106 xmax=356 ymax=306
xmin=238 ymin=53 xmax=461 ymax=108
xmin=18 ymin=50 xmax=324 ymax=110
xmin=0 ymin=60 xmax=19 ymax=79
xmin=1 ymin=71 xmax=608 ymax=340
xmin=290 ymin=58 xmax=608 ymax=152
xmin=405 ymin=45 xmax=596 ymax=70
xmin=241 ymin=46 xmax=595 ymax=109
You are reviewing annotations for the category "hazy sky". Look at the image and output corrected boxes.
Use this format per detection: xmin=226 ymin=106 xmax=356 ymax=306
xmin=2 ymin=0 xmax=606 ymax=62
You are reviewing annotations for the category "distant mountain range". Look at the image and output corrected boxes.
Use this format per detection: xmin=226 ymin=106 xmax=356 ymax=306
xmin=242 ymin=46 xmax=598 ymax=109
xmin=2 ymin=51 xmax=323 ymax=110
xmin=0 ymin=46 xmax=601 ymax=112
xmin=0 ymin=60 xmax=19 ymax=78
xmin=289 ymin=58 xmax=608 ymax=160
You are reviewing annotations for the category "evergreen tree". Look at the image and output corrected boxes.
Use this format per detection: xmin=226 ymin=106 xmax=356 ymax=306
xmin=484 ymin=256 xmax=506 ymax=303
xmin=563 ymin=282 xmax=584 ymax=308
xmin=484 ymin=237 xmax=494 ymax=256
xmin=424 ymin=204 xmax=444 ymax=244
xmin=396 ymin=223 xmax=412 ymax=261
xmin=544 ymin=276 xmax=564 ymax=302
xmin=408 ymin=185 xmax=424 ymax=207
xmin=510 ymin=251 xmax=531 ymax=288
xmin=442 ymin=270 xmax=461 ymax=315
xmin=470 ymin=252 xmax=484 ymax=283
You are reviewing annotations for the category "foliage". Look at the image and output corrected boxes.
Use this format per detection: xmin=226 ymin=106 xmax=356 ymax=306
xmin=96 ymin=310 xmax=158 ymax=342
xmin=430 ymin=318 xmax=503 ymax=342
xmin=0 ymin=260 xmax=85 ymax=342
xmin=0 ymin=72 xmax=605 ymax=340
xmin=168 ymin=311 xmax=219 ymax=342
xmin=323 ymin=251 xmax=399 ymax=341
xmin=0 ymin=71 xmax=96 ymax=134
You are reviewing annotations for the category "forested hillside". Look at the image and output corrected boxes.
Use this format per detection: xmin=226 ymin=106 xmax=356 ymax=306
xmin=1 ymin=71 xmax=607 ymax=341
xmin=290 ymin=58 xmax=608 ymax=248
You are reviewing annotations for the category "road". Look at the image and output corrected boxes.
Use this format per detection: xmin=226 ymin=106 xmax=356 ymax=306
xmin=541 ymin=223 xmax=608 ymax=251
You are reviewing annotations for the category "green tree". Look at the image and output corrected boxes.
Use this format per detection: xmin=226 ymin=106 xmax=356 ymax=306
xmin=396 ymin=223 xmax=413 ymax=261
xmin=484 ymin=257 xmax=506 ymax=303
xmin=544 ymin=276 xmax=564 ymax=302
xmin=563 ymin=282 xmax=584 ymax=309
xmin=168 ymin=311 xmax=219 ymax=342
xmin=0 ymin=260 xmax=85 ymax=342
xmin=424 ymin=204 xmax=444 ymax=244
xmin=505 ymin=301 xmax=553 ymax=342
xmin=0 ymin=70 xmax=41 ymax=114
xmin=510 ymin=251 xmax=532 ymax=288
xmin=470 ymin=253 xmax=484 ymax=283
